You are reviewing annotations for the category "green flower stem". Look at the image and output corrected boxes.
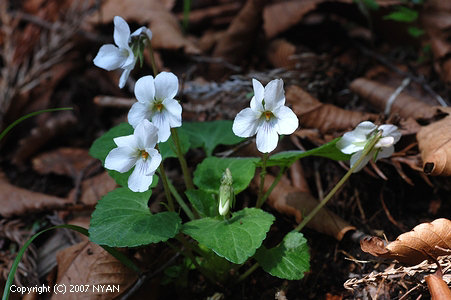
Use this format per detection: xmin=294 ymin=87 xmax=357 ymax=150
xmin=157 ymin=159 xmax=175 ymax=212
xmin=175 ymin=234 xmax=217 ymax=284
xmin=147 ymin=41 xmax=158 ymax=77
xmin=259 ymin=166 xmax=287 ymax=208
xmin=256 ymin=153 xmax=269 ymax=208
xmin=171 ymin=128 xmax=194 ymax=190
xmin=237 ymin=132 xmax=383 ymax=283
xmin=0 ymin=107 xmax=73 ymax=143
xmin=237 ymin=261 xmax=259 ymax=283
xmin=182 ymin=0 xmax=191 ymax=31
xmin=294 ymin=131 xmax=383 ymax=232
xmin=167 ymin=178 xmax=196 ymax=220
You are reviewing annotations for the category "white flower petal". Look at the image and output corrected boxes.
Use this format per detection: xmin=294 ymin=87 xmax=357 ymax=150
xmin=145 ymin=148 xmax=162 ymax=175
xmin=128 ymin=102 xmax=152 ymax=128
xmin=378 ymin=124 xmax=401 ymax=143
xmin=350 ymin=150 xmax=372 ymax=173
xmin=154 ymin=72 xmax=179 ymax=100
xmin=264 ymin=79 xmax=285 ymax=110
xmin=256 ymin=120 xmax=279 ymax=153
xmin=119 ymin=65 xmax=133 ymax=89
xmin=162 ymin=98 xmax=182 ymax=128
xmin=113 ymin=135 xmax=137 ymax=148
xmin=152 ymin=112 xmax=171 ymax=142
xmin=250 ymin=96 xmax=264 ymax=113
xmin=375 ymin=136 xmax=394 ymax=148
xmin=134 ymin=75 xmax=155 ymax=103
xmin=376 ymin=145 xmax=394 ymax=160
xmin=134 ymin=119 xmax=159 ymax=149
xmin=131 ymin=27 xmax=152 ymax=41
xmin=273 ymin=106 xmax=298 ymax=135
xmin=128 ymin=159 xmax=154 ymax=192
xmin=232 ymin=108 xmax=260 ymax=138
xmin=113 ymin=16 xmax=131 ymax=48
xmin=353 ymin=121 xmax=377 ymax=139
xmin=251 ymin=79 xmax=264 ymax=110
xmin=121 ymin=47 xmax=135 ymax=69
xmin=93 ymin=44 xmax=126 ymax=71
xmin=105 ymin=147 xmax=137 ymax=173
xmin=336 ymin=134 xmax=365 ymax=154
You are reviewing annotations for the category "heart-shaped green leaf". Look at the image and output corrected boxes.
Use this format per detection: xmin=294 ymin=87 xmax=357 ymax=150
xmin=182 ymin=121 xmax=245 ymax=156
xmin=255 ymin=231 xmax=310 ymax=280
xmin=185 ymin=189 xmax=218 ymax=218
xmin=182 ymin=208 xmax=275 ymax=264
xmin=89 ymin=188 xmax=182 ymax=247
xmin=193 ymin=157 xmax=259 ymax=194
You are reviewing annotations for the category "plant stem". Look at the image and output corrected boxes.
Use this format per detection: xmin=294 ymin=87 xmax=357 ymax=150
xmin=182 ymin=0 xmax=191 ymax=32
xmin=237 ymin=262 xmax=259 ymax=283
xmin=259 ymin=166 xmax=287 ymax=208
xmin=167 ymin=178 xmax=196 ymax=220
xmin=175 ymin=234 xmax=217 ymax=284
xmin=158 ymin=160 xmax=175 ymax=212
xmin=294 ymin=131 xmax=382 ymax=232
xmin=256 ymin=153 xmax=269 ymax=208
xmin=147 ymin=41 xmax=158 ymax=77
xmin=171 ymin=128 xmax=194 ymax=190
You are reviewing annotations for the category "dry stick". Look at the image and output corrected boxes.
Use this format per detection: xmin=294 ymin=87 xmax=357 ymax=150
xmin=356 ymin=43 xmax=448 ymax=107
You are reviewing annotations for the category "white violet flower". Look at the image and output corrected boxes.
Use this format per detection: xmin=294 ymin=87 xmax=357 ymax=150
xmin=93 ymin=16 xmax=152 ymax=89
xmin=105 ymin=119 xmax=162 ymax=192
xmin=128 ymin=72 xmax=182 ymax=143
xmin=232 ymin=78 xmax=299 ymax=153
xmin=336 ymin=121 xmax=401 ymax=172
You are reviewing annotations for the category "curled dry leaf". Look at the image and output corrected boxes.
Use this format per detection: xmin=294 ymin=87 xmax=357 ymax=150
xmin=286 ymin=85 xmax=377 ymax=134
xmin=52 ymin=240 xmax=137 ymax=300
xmin=361 ymin=218 xmax=451 ymax=265
xmin=426 ymin=271 xmax=451 ymax=300
xmin=350 ymin=78 xmax=438 ymax=120
xmin=417 ymin=107 xmax=451 ymax=176
xmin=0 ymin=173 xmax=69 ymax=218
xmin=210 ymin=0 xmax=266 ymax=76
xmin=32 ymin=148 xmax=96 ymax=178
xmin=254 ymin=173 xmax=355 ymax=241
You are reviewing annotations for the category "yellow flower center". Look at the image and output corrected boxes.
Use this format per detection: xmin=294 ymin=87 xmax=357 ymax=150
xmin=264 ymin=111 xmax=273 ymax=121
xmin=156 ymin=103 xmax=163 ymax=112
xmin=140 ymin=150 xmax=149 ymax=160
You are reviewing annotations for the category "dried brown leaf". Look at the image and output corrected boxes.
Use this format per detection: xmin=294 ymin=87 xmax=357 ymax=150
xmin=361 ymin=218 xmax=451 ymax=265
xmin=267 ymin=39 xmax=297 ymax=69
xmin=254 ymin=174 xmax=355 ymax=241
xmin=89 ymin=0 xmax=199 ymax=54
xmin=0 ymin=173 xmax=69 ymax=218
xmin=13 ymin=111 xmax=77 ymax=164
xmin=67 ymin=172 xmax=116 ymax=206
xmin=286 ymin=85 xmax=377 ymax=133
xmin=52 ymin=240 xmax=137 ymax=300
xmin=210 ymin=0 xmax=266 ymax=75
xmin=263 ymin=0 xmax=326 ymax=39
xmin=32 ymin=148 xmax=96 ymax=177
xmin=350 ymin=78 xmax=438 ymax=120
xmin=417 ymin=107 xmax=451 ymax=176
xmin=426 ymin=271 xmax=451 ymax=300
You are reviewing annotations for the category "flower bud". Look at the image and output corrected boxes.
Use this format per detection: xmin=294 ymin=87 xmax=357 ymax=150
xmin=219 ymin=168 xmax=234 ymax=216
